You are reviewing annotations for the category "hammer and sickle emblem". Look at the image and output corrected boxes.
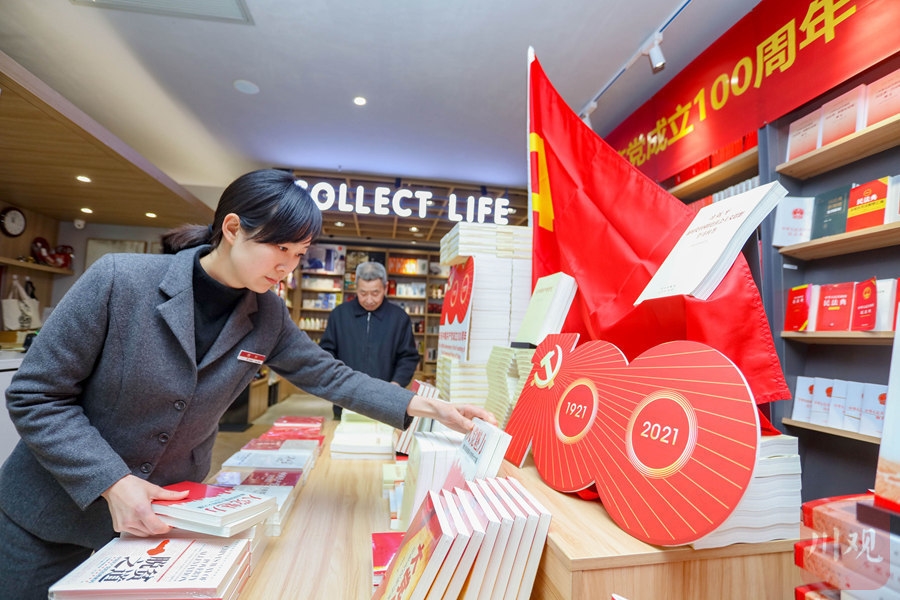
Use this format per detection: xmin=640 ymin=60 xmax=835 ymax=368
xmin=533 ymin=344 xmax=563 ymax=389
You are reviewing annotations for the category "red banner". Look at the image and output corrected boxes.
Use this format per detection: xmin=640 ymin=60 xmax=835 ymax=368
xmin=605 ymin=0 xmax=900 ymax=183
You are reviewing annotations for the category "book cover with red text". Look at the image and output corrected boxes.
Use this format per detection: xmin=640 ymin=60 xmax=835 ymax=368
xmin=851 ymin=278 xmax=878 ymax=332
xmin=847 ymin=178 xmax=890 ymax=233
xmin=152 ymin=481 xmax=276 ymax=531
xmin=816 ymin=282 xmax=855 ymax=331
xmin=785 ymin=284 xmax=814 ymax=332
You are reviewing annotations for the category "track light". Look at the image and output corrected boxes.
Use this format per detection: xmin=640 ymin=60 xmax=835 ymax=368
xmin=643 ymin=33 xmax=666 ymax=74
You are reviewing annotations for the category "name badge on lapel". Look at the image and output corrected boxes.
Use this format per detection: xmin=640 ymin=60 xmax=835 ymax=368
xmin=237 ymin=350 xmax=266 ymax=364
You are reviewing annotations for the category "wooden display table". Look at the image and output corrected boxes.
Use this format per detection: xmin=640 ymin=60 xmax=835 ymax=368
xmin=499 ymin=460 xmax=801 ymax=600
xmin=238 ymin=421 xmax=800 ymax=599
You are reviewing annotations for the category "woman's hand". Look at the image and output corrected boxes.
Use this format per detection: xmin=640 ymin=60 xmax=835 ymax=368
xmin=406 ymin=394 xmax=499 ymax=434
xmin=101 ymin=474 xmax=190 ymax=536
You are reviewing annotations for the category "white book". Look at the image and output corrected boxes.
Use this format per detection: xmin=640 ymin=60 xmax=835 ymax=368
xmin=458 ymin=485 xmax=504 ymax=600
xmin=635 ymin=181 xmax=788 ymax=303
xmin=758 ymin=433 xmax=799 ymax=458
xmin=809 ymin=377 xmax=835 ymax=426
xmin=481 ymin=478 xmax=531 ymax=600
xmin=425 ymin=490 xmax=473 ymax=600
xmin=875 ymin=278 xmax=898 ymax=331
xmin=825 ymin=379 xmax=849 ymax=430
xmin=442 ymin=417 xmax=512 ymax=491
xmin=884 ymin=174 xmax=900 ymax=225
xmin=860 ymin=382 xmax=888 ymax=437
xmin=791 ymin=375 xmax=816 ymax=422
xmin=466 ymin=479 xmax=515 ymax=600
xmin=807 ymin=284 xmax=821 ymax=332
xmin=444 ymin=488 xmax=488 ymax=600
xmin=48 ymin=537 xmax=250 ymax=599
xmin=222 ymin=449 xmax=312 ymax=471
xmin=842 ymin=380 xmax=866 ymax=432
xmin=513 ymin=271 xmax=577 ymax=347
xmin=771 ymin=196 xmax=814 ymax=247
xmin=502 ymin=478 xmax=552 ymax=600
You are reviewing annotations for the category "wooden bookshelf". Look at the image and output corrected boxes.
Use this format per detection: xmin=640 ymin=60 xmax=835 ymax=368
xmin=780 ymin=331 xmax=895 ymax=346
xmin=778 ymin=221 xmax=900 ymax=260
xmin=782 ymin=417 xmax=881 ymax=445
xmin=0 ymin=256 xmax=73 ymax=275
xmin=667 ymin=147 xmax=759 ymax=201
xmin=775 ymin=112 xmax=900 ymax=180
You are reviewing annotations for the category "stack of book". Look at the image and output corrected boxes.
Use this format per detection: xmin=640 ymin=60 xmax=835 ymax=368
xmin=789 ymin=375 xmax=888 ymax=438
xmin=690 ymin=434 xmax=802 ymax=549
xmin=373 ymin=477 xmax=551 ymax=600
xmin=234 ymin=471 xmax=304 ymax=536
xmin=331 ymin=413 xmax=396 ymax=460
xmin=396 ymin=379 xmax=446 ymax=454
xmin=484 ymin=345 xmax=535 ymax=428
xmin=221 ymin=445 xmax=315 ymax=479
xmin=436 ymin=354 xmax=490 ymax=409
xmin=796 ymin=492 xmax=900 ymax=595
xmin=49 ymin=537 xmax=251 ymax=600
xmin=151 ymin=481 xmax=277 ymax=538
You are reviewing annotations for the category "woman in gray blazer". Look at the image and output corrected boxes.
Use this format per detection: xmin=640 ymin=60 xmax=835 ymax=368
xmin=0 ymin=169 xmax=494 ymax=599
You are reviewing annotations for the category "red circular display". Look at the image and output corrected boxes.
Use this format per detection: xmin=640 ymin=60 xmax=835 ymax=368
xmin=554 ymin=379 xmax=597 ymax=443
xmin=626 ymin=392 xmax=695 ymax=476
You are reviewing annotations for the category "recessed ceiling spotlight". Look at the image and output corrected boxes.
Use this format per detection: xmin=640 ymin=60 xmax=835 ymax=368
xmin=80 ymin=207 xmax=93 ymax=214
xmin=410 ymin=240 xmax=417 ymax=245
xmin=426 ymin=199 xmax=434 ymax=206
xmin=413 ymin=233 xmax=424 ymax=238
xmin=334 ymin=221 xmax=346 ymax=227
xmin=507 ymin=207 xmax=517 ymax=214
xmin=409 ymin=226 xmax=419 ymax=233
xmin=145 ymin=212 xmax=157 ymax=218
xmin=353 ymin=96 xmax=367 ymax=106
xmin=76 ymin=175 xmax=91 ymax=183
xmin=233 ymin=79 xmax=260 ymax=94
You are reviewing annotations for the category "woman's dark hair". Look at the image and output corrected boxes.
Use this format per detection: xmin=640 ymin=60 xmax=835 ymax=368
xmin=160 ymin=169 xmax=322 ymax=254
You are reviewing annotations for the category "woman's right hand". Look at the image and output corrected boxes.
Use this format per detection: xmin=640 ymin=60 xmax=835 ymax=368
xmin=101 ymin=474 xmax=190 ymax=536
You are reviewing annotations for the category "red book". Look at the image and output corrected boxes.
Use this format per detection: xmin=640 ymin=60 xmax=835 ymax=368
xmin=816 ymin=282 xmax=855 ymax=331
xmin=371 ymin=531 xmax=405 ymax=589
xmin=272 ymin=415 xmax=325 ymax=431
xmin=865 ymin=67 xmax=900 ymax=127
xmin=785 ymin=284 xmax=813 ymax=331
xmin=794 ymin=582 xmax=839 ymax=600
xmin=846 ymin=177 xmax=889 ymax=232
xmin=850 ymin=278 xmax=878 ymax=331
xmin=242 ymin=438 xmax=284 ymax=450
xmin=241 ymin=469 xmax=303 ymax=487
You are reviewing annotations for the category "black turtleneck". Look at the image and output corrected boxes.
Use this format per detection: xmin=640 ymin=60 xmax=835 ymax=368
xmin=192 ymin=252 xmax=247 ymax=362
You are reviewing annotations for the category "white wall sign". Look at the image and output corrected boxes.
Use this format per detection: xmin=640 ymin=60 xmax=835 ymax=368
xmin=297 ymin=180 xmax=510 ymax=225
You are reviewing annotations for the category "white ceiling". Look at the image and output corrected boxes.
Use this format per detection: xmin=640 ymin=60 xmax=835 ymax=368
xmin=0 ymin=0 xmax=763 ymax=211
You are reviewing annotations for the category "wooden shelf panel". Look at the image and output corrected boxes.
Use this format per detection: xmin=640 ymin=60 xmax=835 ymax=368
xmin=0 ymin=256 xmax=73 ymax=275
xmin=667 ymin=147 xmax=759 ymax=200
xmin=776 ymin=113 xmax=900 ymax=180
xmin=782 ymin=418 xmax=880 ymax=445
xmin=778 ymin=221 xmax=900 ymax=260
xmin=781 ymin=330 xmax=894 ymax=345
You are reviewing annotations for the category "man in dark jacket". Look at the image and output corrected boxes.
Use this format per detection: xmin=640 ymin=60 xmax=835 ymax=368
xmin=320 ymin=261 xmax=421 ymax=419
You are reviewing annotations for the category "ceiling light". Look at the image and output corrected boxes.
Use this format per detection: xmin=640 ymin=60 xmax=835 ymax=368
xmin=507 ymin=207 xmax=517 ymax=214
xmin=145 ymin=212 xmax=157 ymax=218
xmin=233 ymin=79 xmax=260 ymax=94
xmin=426 ymin=199 xmax=434 ymax=206
xmin=646 ymin=39 xmax=666 ymax=74
xmin=80 ymin=207 xmax=93 ymax=214
xmin=409 ymin=226 xmax=419 ymax=233
xmin=353 ymin=96 xmax=367 ymax=106
xmin=334 ymin=221 xmax=346 ymax=227
xmin=76 ymin=175 xmax=91 ymax=183
xmin=413 ymin=233 xmax=424 ymax=238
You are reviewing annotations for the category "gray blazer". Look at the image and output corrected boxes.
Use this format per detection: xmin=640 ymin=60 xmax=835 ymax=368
xmin=0 ymin=246 xmax=413 ymax=548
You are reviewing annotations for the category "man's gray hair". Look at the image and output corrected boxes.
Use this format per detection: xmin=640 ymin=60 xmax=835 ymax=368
xmin=356 ymin=261 xmax=388 ymax=285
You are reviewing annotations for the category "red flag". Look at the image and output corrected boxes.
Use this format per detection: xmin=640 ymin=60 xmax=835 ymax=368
xmin=528 ymin=52 xmax=788 ymax=431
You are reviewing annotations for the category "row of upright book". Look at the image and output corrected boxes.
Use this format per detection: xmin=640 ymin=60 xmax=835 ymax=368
xmin=784 ymin=279 xmax=899 ymax=333
xmin=786 ymin=67 xmax=900 ymax=162
xmin=772 ymin=177 xmax=900 ymax=249
xmin=790 ymin=376 xmax=887 ymax=438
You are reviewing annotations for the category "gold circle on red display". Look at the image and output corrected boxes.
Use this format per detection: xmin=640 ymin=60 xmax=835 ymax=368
xmin=625 ymin=390 xmax=697 ymax=478
xmin=554 ymin=378 xmax=598 ymax=444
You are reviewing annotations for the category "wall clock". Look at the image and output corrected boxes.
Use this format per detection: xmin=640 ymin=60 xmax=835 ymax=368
xmin=0 ymin=207 xmax=27 ymax=237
